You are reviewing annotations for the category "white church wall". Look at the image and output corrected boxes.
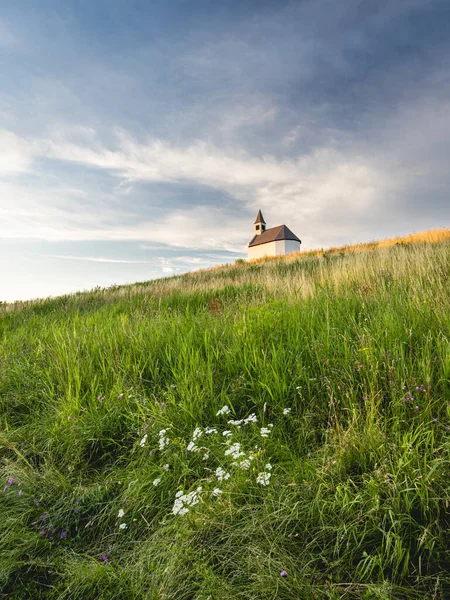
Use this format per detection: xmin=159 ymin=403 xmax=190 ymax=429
xmin=248 ymin=241 xmax=277 ymax=260
xmin=284 ymin=239 xmax=301 ymax=255
xmin=248 ymin=239 xmax=301 ymax=260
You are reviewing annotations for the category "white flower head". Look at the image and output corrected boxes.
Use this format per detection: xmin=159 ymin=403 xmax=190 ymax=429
xmin=260 ymin=427 xmax=272 ymax=438
xmin=216 ymin=405 xmax=231 ymax=416
xmin=140 ymin=434 xmax=148 ymax=447
xmin=172 ymin=487 xmax=202 ymax=516
xmin=244 ymin=413 xmax=258 ymax=424
xmin=256 ymin=472 xmax=271 ymax=486
xmin=215 ymin=467 xmax=230 ymax=482
xmin=119 ymin=522 xmax=127 ymax=530
xmin=153 ymin=478 xmax=161 ymax=486
xmin=212 ymin=488 xmax=222 ymax=496
xmin=187 ymin=441 xmax=199 ymax=452
xmin=224 ymin=442 xmax=245 ymax=460
xmin=117 ymin=508 xmax=125 ymax=518
xmin=158 ymin=429 xmax=170 ymax=450
xmin=192 ymin=427 xmax=203 ymax=441
xmin=163 ymin=463 xmax=170 ymax=471
xmin=222 ymin=430 xmax=232 ymax=437
xmin=283 ymin=408 xmax=291 ymax=415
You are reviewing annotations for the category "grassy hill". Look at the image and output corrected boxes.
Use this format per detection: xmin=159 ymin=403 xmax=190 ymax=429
xmin=1 ymin=230 xmax=449 ymax=599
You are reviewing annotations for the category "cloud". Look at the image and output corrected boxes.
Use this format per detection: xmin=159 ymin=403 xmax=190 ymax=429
xmin=0 ymin=130 xmax=36 ymax=175
xmin=40 ymin=254 xmax=156 ymax=264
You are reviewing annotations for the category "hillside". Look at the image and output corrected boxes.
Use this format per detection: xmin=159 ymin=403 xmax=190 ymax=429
xmin=1 ymin=230 xmax=449 ymax=599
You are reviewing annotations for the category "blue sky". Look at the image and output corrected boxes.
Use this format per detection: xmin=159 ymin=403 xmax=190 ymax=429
xmin=1 ymin=0 xmax=449 ymax=301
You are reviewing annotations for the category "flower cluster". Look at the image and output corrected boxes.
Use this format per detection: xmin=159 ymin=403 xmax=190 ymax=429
xmin=256 ymin=464 xmax=272 ymax=486
xmin=227 ymin=413 xmax=258 ymax=427
xmin=158 ymin=429 xmax=170 ymax=451
xmin=215 ymin=467 xmax=230 ymax=482
xmin=260 ymin=424 xmax=273 ymax=438
xmin=216 ymin=405 xmax=231 ymax=416
xmin=224 ymin=442 xmax=246 ymax=460
xmin=172 ymin=487 xmax=202 ymax=516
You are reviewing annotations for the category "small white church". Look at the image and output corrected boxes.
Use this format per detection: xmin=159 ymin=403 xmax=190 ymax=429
xmin=247 ymin=210 xmax=301 ymax=260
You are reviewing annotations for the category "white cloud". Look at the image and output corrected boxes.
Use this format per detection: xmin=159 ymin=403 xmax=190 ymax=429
xmin=0 ymin=130 xmax=36 ymax=175
xmin=40 ymin=255 xmax=156 ymax=264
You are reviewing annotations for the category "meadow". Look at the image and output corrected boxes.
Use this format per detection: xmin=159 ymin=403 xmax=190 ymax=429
xmin=0 ymin=230 xmax=449 ymax=599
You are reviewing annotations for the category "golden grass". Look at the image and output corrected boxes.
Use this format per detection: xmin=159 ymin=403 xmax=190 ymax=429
xmin=249 ymin=227 xmax=450 ymax=265
xmin=2 ymin=228 xmax=448 ymax=311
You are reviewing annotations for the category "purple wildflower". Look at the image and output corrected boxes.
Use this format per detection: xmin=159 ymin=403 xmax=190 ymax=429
xmin=280 ymin=570 xmax=288 ymax=577
xmin=61 ymin=530 xmax=67 ymax=539
xmin=67 ymin=416 xmax=72 ymax=421
xmin=7 ymin=477 xmax=14 ymax=485
xmin=18 ymin=490 xmax=23 ymax=496
xmin=415 ymin=405 xmax=419 ymax=410
xmin=39 ymin=530 xmax=46 ymax=536
xmin=118 ymin=394 xmax=124 ymax=399
xmin=101 ymin=553 xmax=108 ymax=564
xmin=98 ymin=395 xmax=104 ymax=401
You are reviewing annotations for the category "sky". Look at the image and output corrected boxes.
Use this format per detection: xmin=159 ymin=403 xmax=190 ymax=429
xmin=1 ymin=0 xmax=449 ymax=302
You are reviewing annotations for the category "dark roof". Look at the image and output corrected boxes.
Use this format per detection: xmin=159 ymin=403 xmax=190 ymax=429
xmin=248 ymin=225 xmax=301 ymax=247
xmin=254 ymin=210 xmax=266 ymax=224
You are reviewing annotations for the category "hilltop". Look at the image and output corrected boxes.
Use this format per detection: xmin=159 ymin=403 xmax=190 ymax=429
xmin=0 ymin=229 xmax=449 ymax=599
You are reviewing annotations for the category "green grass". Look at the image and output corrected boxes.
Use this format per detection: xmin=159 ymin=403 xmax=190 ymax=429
xmin=0 ymin=239 xmax=449 ymax=599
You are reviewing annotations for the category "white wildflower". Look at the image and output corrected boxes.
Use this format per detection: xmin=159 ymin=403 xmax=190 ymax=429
xmin=227 ymin=419 xmax=243 ymax=426
xmin=117 ymin=508 xmax=125 ymax=518
xmin=265 ymin=463 xmax=272 ymax=470
xmin=205 ymin=427 xmax=217 ymax=435
xmin=163 ymin=463 xmax=170 ymax=471
xmin=172 ymin=487 xmax=202 ymax=516
xmin=187 ymin=441 xmax=199 ymax=452
xmin=256 ymin=471 xmax=271 ymax=486
xmin=192 ymin=427 xmax=203 ymax=441
xmin=260 ymin=427 xmax=273 ymax=438
xmin=158 ymin=429 xmax=170 ymax=450
xmin=244 ymin=413 xmax=258 ymax=424
xmin=283 ymin=408 xmax=291 ymax=415
xmin=202 ymin=452 xmax=210 ymax=461
xmin=215 ymin=467 xmax=230 ymax=482
xmin=212 ymin=488 xmax=222 ymax=496
xmin=222 ymin=430 xmax=232 ymax=437
xmin=216 ymin=405 xmax=231 ymax=416
xmin=224 ymin=443 xmax=245 ymax=460
xmin=153 ymin=478 xmax=161 ymax=486
xmin=239 ymin=459 xmax=251 ymax=469
xmin=140 ymin=434 xmax=148 ymax=447
xmin=119 ymin=522 xmax=128 ymax=530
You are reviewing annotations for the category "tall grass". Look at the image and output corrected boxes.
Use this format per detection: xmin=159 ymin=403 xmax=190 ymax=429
xmin=0 ymin=234 xmax=449 ymax=599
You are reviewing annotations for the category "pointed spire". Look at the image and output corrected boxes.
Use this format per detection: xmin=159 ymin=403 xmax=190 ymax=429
xmin=254 ymin=210 xmax=266 ymax=225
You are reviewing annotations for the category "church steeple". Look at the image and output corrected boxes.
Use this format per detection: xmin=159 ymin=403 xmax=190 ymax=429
xmin=254 ymin=210 xmax=266 ymax=235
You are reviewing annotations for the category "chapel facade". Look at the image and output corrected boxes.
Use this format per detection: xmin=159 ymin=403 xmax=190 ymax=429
xmin=247 ymin=210 xmax=301 ymax=260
